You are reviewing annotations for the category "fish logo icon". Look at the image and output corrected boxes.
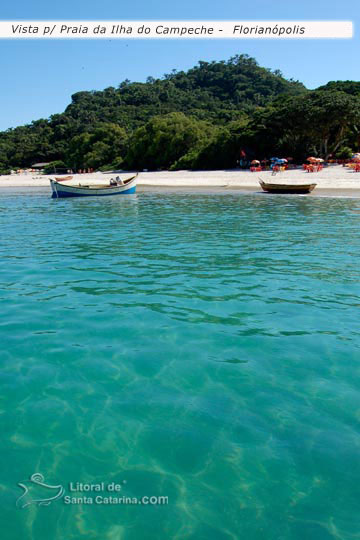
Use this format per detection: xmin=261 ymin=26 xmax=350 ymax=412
xmin=16 ymin=473 xmax=65 ymax=508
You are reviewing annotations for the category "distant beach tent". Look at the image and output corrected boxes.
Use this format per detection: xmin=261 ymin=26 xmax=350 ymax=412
xmin=250 ymin=159 xmax=262 ymax=172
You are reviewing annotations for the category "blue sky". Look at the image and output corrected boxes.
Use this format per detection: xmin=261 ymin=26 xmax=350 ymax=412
xmin=0 ymin=0 xmax=358 ymax=131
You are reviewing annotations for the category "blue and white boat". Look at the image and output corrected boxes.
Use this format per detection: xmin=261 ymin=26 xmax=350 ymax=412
xmin=50 ymin=173 xmax=137 ymax=198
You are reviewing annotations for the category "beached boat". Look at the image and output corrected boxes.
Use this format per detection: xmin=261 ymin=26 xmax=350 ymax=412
xmin=50 ymin=173 xmax=138 ymax=198
xmin=259 ymin=179 xmax=316 ymax=194
xmin=54 ymin=176 xmax=73 ymax=182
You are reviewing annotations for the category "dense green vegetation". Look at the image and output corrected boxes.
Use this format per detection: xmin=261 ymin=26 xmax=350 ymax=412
xmin=0 ymin=54 xmax=359 ymax=174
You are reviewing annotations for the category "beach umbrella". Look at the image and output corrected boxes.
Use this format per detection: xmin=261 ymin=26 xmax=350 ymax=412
xmin=307 ymin=157 xmax=318 ymax=162
xmin=251 ymin=160 xmax=260 ymax=165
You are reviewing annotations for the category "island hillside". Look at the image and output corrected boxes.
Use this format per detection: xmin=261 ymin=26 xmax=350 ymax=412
xmin=1 ymin=54 xmax=359 ymax=174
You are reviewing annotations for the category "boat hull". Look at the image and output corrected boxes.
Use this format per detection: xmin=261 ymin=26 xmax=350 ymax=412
xmin=259 ymin=180 xmax=316 ymax=194
xmin=50 ymin=175 xmax=137 ymax=198
xmin=54 ymin=176 xmax=73 ymax=182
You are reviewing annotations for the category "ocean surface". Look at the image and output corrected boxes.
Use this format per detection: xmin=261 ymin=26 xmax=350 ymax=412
xmin=1 ymin=188 xmax=360 ymax=540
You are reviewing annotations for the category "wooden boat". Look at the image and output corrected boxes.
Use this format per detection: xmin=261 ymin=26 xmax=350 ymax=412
xmin=259 ymin=179 xmax=316 ymax=194
xmin=54 ymin=176 xmax=73 ymax=182
xmin=50 ymin=173 xmax=138 ymax=198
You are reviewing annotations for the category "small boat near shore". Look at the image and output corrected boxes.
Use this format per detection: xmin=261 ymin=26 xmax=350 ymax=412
xmin=259 ymin=179 xmax=317 ymax=194
xmin=54 ymin=176 xmax=73 ymax=182
xmin=50 ymin=173 xmax=138 ymax=198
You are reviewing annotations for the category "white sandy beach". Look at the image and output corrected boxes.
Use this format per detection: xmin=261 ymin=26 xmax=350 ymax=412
xmin=1 ymin=166 xmax=360 ymax=195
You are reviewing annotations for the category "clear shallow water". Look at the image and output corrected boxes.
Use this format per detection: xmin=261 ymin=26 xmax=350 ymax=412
xmin=1 ymin=189 xmax=360 ymax=540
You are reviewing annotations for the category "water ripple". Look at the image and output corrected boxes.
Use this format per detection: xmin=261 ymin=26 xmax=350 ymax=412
xmin=1 ymin=190 xmax=360 ymax=539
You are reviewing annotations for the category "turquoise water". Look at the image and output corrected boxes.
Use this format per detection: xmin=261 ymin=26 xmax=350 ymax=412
xmin=1 ymin=188 xmax=360 ymax=540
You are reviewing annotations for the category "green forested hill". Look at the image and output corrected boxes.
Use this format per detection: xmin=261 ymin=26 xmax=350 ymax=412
xmin=0 ymin=53 xmax=359 ymax=173
xmin=0 ymin=54 xmax=305 ymax=172
xmin=316 ymin=81 xmax=360 ymax=96
xmin=64 ymin=55 xmax=305 ymax=128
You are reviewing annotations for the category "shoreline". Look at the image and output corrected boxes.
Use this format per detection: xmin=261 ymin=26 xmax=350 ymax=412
xmin=1 ymin=167 xmax=360 ymax=197
xmin=2 ymin=185 xmax=360 ymax=199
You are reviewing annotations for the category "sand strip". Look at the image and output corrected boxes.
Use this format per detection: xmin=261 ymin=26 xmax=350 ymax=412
xmin=1 ymin=167 xmax=360 ymax=196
